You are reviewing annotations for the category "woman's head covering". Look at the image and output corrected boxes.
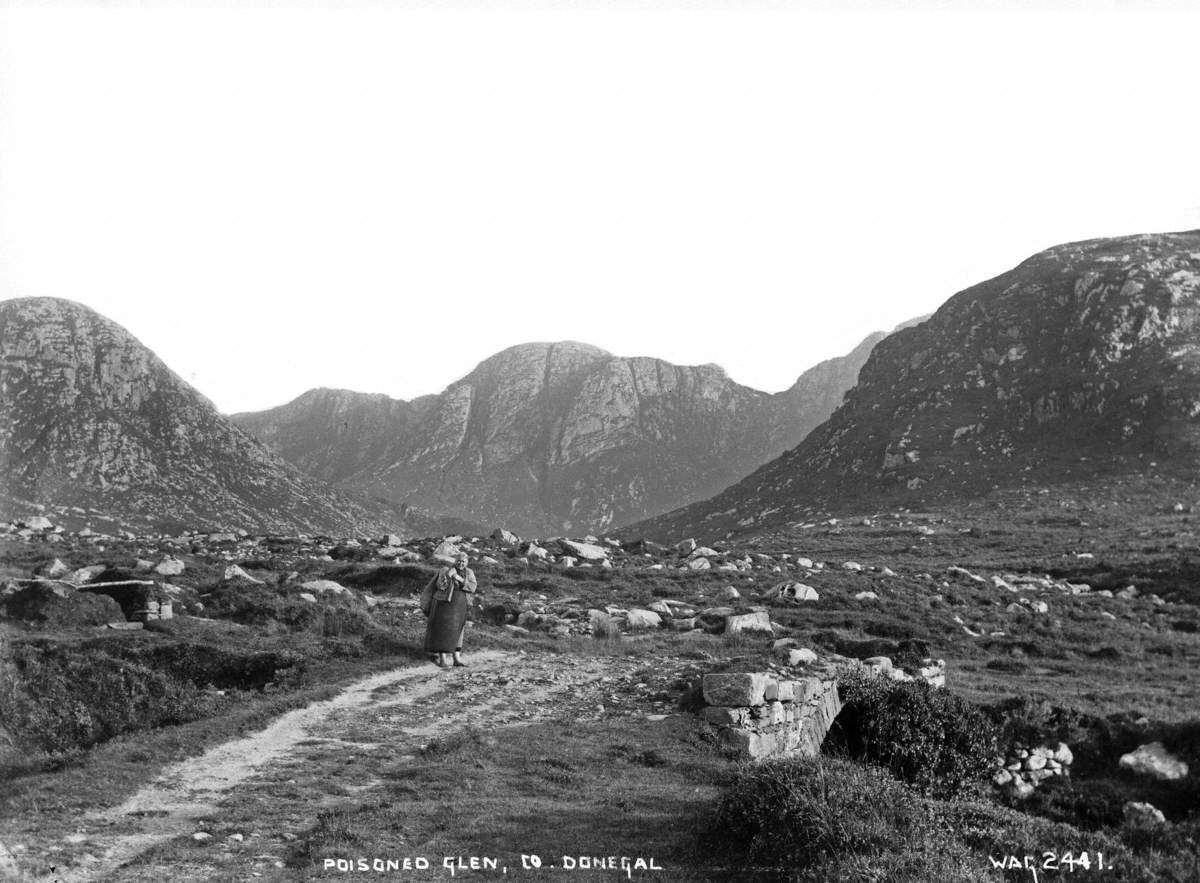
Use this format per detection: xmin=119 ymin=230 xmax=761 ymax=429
xmin=455 ymin=551 xmax=469 ymax=566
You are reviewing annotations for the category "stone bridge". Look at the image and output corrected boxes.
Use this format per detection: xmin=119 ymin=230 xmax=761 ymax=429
xmin=700 ymin=672 xmax=843 ymax=761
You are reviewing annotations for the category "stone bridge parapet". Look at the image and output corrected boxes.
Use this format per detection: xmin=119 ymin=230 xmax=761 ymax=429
xmin=701 ymin=672 xmax=842 ymax=761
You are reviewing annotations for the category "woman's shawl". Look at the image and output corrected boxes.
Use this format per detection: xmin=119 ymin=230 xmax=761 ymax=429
xmin=433 ymin=566 xmax=478 ymax=602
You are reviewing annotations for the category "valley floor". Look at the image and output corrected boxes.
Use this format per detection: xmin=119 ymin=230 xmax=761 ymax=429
xmin=4 ymin=648 xmax=721 ymax=883
xmin=4 ymin=487 xmax=1200 ymax=882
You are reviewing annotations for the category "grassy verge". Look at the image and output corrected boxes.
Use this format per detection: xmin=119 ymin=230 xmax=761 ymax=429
xmin=135 ymin=713 xmax=738 ymax=882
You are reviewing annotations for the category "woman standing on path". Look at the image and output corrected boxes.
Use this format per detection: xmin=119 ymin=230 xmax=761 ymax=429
xmin=424 ymin=550 xmax=479 ymax=668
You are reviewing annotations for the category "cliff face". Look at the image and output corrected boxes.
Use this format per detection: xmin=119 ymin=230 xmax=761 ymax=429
xmin=0 ymin=297 xmax=430 ymax=535
xmin=236 ymin=330 xmax=902 ymax=536
xmin=631 ymin=231 xmax=1200 ymax=541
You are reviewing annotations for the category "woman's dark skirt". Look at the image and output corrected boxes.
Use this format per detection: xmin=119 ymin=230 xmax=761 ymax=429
xmin=424 ymin=589 xmax=469 ymax=652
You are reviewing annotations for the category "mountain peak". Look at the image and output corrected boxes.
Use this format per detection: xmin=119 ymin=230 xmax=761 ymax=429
xmin=0 ymin=299 xmax=422 ymax=534
xmin=235 ymin=327 xmax=908 ymax=534
xmin=631 ymin=229 xmax=1200 ymax=541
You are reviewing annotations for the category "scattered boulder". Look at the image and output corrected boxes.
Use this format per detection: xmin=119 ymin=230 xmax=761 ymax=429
xmin=491 ymin=528 xmax=520 ymax=546
xmin=431 ymin=540 xmax=461 ymax=564
xmin=718 ymin=586 xmax=740 ymax=602
xmin=69 ymin=564 xmax=107 ymax=584
xmin=775 ymin=646 xmax=817 ymax=666
xmin=626 ymin=609 xmax=662 ymax=631
xmin=725 ymin=611 xmax=772 ymax=635
xmin=917 ymin=658 xmax=946 ymax=688
xmin=37 ymin=558 xmax=71 ymax=579
xmin=223 ymin=565 xmax=263 ymax=584
xmin=771 ymin=581 xmax=819 ymax=603
xmin=948 ymin=565 xmax=986 ymax=584
xmin=558 ymin=539 xmax=607 ymax=561
xmin=1123 ymin=802 xmax=1166 ymax=826
xmin=299 ymin=579 xmax=350 ymax=597
xmin=523 ymin=542 xmax=550 ymax=561
xmin=1119 ymin=742 xmax=1189 ymax=781
xmin=153 ymin=556 xmax=185 ymax=576
xmin=588 ymin=609 xmax=616 ymax=635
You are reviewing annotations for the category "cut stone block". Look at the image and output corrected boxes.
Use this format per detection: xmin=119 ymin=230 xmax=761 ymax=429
xmin=703 ymin=672 xmax=771 ymax=707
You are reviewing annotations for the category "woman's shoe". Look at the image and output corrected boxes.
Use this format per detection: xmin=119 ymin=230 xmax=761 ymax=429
xmin=453 ymin=658 xmax=467 ymax=667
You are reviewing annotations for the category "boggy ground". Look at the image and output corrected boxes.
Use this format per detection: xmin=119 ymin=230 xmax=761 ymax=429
xmin=1 ymin=484 xmax=1199 ymax=881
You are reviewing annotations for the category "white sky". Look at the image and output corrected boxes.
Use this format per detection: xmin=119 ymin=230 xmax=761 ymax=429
xmin=2 ymin=1 xmax=1199 ymax=414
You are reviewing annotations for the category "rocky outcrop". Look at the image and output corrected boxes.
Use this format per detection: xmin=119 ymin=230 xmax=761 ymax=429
xmin=0 ymin=297 xmax=442 ymax=535
xmin=634 ymin=230 xmax=1200 ymax=540
xmin=236 ymin=328 xmax=908 ymax=536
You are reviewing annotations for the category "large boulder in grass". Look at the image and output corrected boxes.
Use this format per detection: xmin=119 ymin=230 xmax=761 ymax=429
xmin=771 ymin=581 xmax=819 ymax=603
xmin=626 ymin=608 xmax=662 ymax=630
xmin=2 ymin=582 xmax=124 ymax=627
xmin=725 ymin=611 xmax=773 ymax=635
xmin=558 ymin=539 xmax=607 ymax=561
xmin=36 ymin=559 xmax=72 ymax=579
xmin=299 ymin=579 xmax=351 ymax=597
xmin=1119 ymin=742 xmax=1189 ymax=781
xmin=1123 ymin=802 xmax=1167 ymax=826
xmin=431 ymin=540 xmax=461 ymax=564
xmin=223 ymin=565 xmax=263 ymax=584
xmin=153 ymin=556 xmax=186 ymax=576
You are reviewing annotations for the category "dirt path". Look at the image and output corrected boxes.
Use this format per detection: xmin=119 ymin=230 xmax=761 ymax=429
xmin=31 ymin=650 xmax=649 ymax=883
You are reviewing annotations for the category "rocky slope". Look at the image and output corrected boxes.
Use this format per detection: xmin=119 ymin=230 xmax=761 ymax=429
xmin=633 ymin=230 xmax=1200 ymax=541
xmin=0 ymin=297 xmax=445 ymax=535
xmin=235 ymin=329 xmax=906 ymax=536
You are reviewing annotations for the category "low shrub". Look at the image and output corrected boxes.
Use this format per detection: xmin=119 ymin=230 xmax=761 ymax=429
xmin=703 ymin=756 xmax=987 ymax=880
xmin=830 ymin=669 xmax=999 ymax=797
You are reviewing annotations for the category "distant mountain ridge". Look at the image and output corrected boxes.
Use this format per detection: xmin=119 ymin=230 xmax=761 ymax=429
xmin=629 ymin=230 xmax=1200 ymax=541
xmin=0 ymin=297 xmax=451 ymax=535
xmin=235 ymin=327 xmax=915 ymax=536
